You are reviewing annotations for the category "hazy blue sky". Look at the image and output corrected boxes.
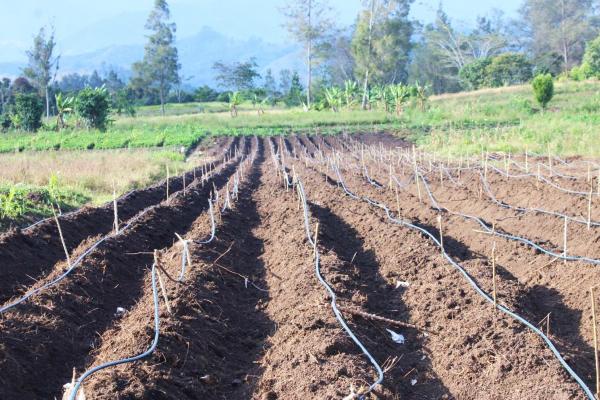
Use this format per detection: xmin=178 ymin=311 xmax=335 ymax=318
xmin=0 ymin=0 xmax=522 ymax=62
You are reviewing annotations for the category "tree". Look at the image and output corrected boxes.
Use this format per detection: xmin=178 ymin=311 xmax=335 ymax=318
xmin=532 ymin=73 xmax=554 ymax=110
xmin=0 ymin=78 xmax=10 ymax=115
xmin=213 ymin=58 xmax=261 ymax=91
xmin=263 ymin=69 xmax=279 ymax=100
xmin=23 ymin=27 xmax=59 ymax=119
xmin=131 ymin=0 xmax=180 ymax=115
xmin=75 ymin=86 xmax=111 ymax=131
xmin=352 ymin=0 xmax=415 ymax=109
xmin=88 ymin=70 xmax=104 ymax=88
xmin=14 ymin=93 xmax=44 ymax=132
xmin=195 ymin=85 xmax=219 ymax=102
xmin=281 ymin=0 xmax=333 ymax=109
xmin=104 ymin=70 xmax=125 ymax=94
xmin=285 ymin=72 xmax=304 ymax=106
xmin=519 ymin=0 xmax=596 ymax=72
xmin=279 ymin=69 xmax=292 ymax=95
xmin=485 ymin=53 xmax=533 ymax=87
xmin=582 ymin=34 xmax=600 ymax=76
xmin=57 ymin=73 xmax=89 ymax=94
xmin=459 ymin=58 xmax=492 ymax=90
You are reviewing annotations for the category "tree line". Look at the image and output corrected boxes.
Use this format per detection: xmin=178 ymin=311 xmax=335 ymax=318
xmin=2 ymin=0 xmax=600 ymax=131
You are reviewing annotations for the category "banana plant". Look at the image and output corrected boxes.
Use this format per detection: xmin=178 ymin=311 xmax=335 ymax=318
xmin=324 ymin=87 xmax=343 ymax=112
xmin=388 ymin=84 xmax=410 ymax=116
xmin=369 ymin=85 xmax=389 ymax=112
xmin=343 ymin=80 xmax=359 ymax=109
xmin=55 ymin=93 xmax=75 ymax=130
xmin=229 ymin=91 xmax=242 ymax=118
xmin=414 ymin=81 xmax=429 ymax=112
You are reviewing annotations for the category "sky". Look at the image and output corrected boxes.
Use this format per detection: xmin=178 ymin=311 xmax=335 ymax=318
xmin=0 ymin=0 xmax=523 ymax=62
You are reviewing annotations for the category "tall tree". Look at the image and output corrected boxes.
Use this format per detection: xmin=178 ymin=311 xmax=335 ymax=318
xmin=281 ymin=0 xmax=333 ymax=110
xmin=263 ymin=69 xmax=279 ymax=99
xmin=520 ymin=0 xmax=596 ymax=71
xmin=213 ymin=58 xmax=261 ymax=91
xmin=23 ymin=27 xmax=59 ymax=118
xmin=352 ymin=0 xmax=415 ymax=108
xmin=131 ymin=0 xmax=180 ymax=115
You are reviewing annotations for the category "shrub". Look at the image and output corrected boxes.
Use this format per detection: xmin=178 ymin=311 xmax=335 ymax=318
xmin=583 ymin=35 xmax=600 ymax=78
xmin=14 ymin=93 xmax=43 ymax=132
xmin=532 ymin=73 xmax=554 ymax=110
xmin=485 ymin=53 xmax=533 ymax=87
xmin=459 ymin=58 xmax=492 ymax=90
xmin=569 ymin=63 xmax=593 ymax=81
xmin=75 ymin=86 xmax=111 ymax=130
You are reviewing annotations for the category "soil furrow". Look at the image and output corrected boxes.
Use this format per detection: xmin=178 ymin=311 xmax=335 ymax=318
xmin=0 ymin=136 xmax=242 ymax=304
xmin=0 ymin=142 xmax=246 ymax=399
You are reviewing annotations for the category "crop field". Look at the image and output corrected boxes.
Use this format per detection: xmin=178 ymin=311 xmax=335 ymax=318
xmin=0 ymin=132 xmax=599 ymax=400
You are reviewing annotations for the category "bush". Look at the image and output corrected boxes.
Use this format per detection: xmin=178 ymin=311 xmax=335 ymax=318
xmin=570 ymin=63 xmax=594 ymax=81
xmin=75 ymin=86 xmax=111 ymax=130
xmin=485 ymin=53 xmax=533 ymax=87
xmin=532 ymin=73 xmax=554 ymax=110
xmin=459 ymin=58 xmax=492 ymax=90
xmin=14 ymin=93 xmax=43 ymax=132
xmin=583 ymin=35 xmax=600 ymax=78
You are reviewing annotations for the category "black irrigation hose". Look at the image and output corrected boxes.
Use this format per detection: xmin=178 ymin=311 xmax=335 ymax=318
xmin=332 ymin=165 xmax=595 ymax=400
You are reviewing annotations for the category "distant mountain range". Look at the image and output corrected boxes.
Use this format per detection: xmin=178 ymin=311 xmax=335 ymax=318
xmin=0 ymin=26 xmax=303 ymax=88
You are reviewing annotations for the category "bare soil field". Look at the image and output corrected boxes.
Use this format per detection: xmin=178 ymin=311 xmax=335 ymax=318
xmin=0 ymin=134 xmax=598 ymax=400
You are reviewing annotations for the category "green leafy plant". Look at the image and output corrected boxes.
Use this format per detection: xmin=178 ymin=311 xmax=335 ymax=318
xmin=14 ymin=93 xmax=44 ymax=132
xmin=387 ymin=84 xmax=410 ymax=116
xmin=0 ymin=186 xmax=24 ymax=219
xmin=532 ymin=73 xmax=554 ymax=110
xmin=228 ymin=91 xmax=243 ymax=117
xmin=343 ymin=80 xmax=359 ymax=109
xmin=55 ymin=92 xmax=75 ymax=130
xmin=75 ymin=86 xmax=111 ymax=130
xmin=324 ymin=87 xmax=343 ymax=112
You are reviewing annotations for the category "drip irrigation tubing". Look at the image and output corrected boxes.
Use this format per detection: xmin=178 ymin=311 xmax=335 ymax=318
xmin=67 ymin=153 xmax=254 ymax=399
xmin=68 ymin=261 xmax=160 ymax=400
xmin=0 ymin=158 xmax=237 ymax=316
xmin=294 ymin=177 xmax=384 ymax=398
xmin=332 ymin=165 xmax=596 ymax=400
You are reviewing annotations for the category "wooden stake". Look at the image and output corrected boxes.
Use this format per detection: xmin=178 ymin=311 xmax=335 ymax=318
xmin=154 ymin=252 xmax=172 ymax=315
xmin=563 ymin=216 xmax=568 ymax=264
xmin=166 ymin=165 xmax=170 ymax=201
xmin=439 ymin=165 xmax=444 ymax=188
xmin=591 ymin=286 xmax=599 ymax=399
xmin=589 ymin=183 xmax=593 ymax=230
xmin=492 ymin=241 xmax=497 ymax=307
xmin=52 ymin=206 xmax=71 ymax=267
xmin=437 ymin=214 xmax=444 ymax=253
xmin=547 ymin=143 xmax=552 ymax=175
xmin=525 ymin=147 xmax=528 ymax=173
xmin=314 ymin=222 xmax=319 ymax=257
xmin=395 ymin=185 xmax=401 ymax=218
xmin=112 ymin=182 xmax=119 ymax=234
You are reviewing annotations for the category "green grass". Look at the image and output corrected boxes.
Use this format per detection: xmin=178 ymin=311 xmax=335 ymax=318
xmin=411 ymin=80 xmax=600 ymax=157
xmin=1 ymin=79 xmax=600 ymax=157
xmin=0 ymin=183 xmax=90 ymax=230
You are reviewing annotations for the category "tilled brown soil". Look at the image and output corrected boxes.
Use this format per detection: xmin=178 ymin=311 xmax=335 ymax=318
xmin=0 ymin=134 xmax=597 ymax=400
xmin=0 ymin=136 xmax=242 ymax=304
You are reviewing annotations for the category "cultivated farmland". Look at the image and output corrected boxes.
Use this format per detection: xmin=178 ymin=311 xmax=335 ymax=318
xmin=0 ymin=133 xmax=598 ymax=399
